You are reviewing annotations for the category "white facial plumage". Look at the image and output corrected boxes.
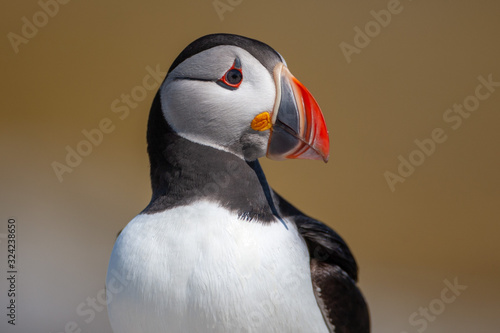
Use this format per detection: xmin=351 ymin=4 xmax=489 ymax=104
xmin=160 ymin=45 xmax=277 ymax=160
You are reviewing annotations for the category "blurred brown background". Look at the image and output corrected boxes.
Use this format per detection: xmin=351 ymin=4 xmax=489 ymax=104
xmin=1 ymin=0 xmax=499 ymax=332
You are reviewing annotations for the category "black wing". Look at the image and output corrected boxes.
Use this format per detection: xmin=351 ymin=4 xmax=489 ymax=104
xmin=274 ymin=192 xmax=370 ymax=333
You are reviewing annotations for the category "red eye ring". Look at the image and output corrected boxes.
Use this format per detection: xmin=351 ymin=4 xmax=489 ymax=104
xmin=218 ymin=59 xmax=243 ymax=89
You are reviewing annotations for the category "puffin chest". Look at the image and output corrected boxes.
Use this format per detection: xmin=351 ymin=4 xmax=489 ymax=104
xmin=107 ymin=200 xmax=329 ymax=333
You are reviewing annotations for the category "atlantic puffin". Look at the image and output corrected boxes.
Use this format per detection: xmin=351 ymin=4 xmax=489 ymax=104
xmin=106 ymin=33 xmax=369 ymax=333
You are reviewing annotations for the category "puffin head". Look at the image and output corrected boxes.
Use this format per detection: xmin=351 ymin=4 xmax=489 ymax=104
xmin=157 ymin=33 xmax=329 ymax=162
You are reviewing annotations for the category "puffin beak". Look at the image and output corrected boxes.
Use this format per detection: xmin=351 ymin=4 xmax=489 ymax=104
xmin=265 ymin=63 xmax=330 ymax=162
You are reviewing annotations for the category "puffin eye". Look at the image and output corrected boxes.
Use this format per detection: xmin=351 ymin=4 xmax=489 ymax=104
xmin=217 ymin=59 xmax=243 ymax=90
xmin=225 ymin=69 xmax=242 ymax=85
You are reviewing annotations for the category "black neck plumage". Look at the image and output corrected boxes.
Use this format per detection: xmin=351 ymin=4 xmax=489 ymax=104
xmin=142 ymin=93 xmax=283 ymax=226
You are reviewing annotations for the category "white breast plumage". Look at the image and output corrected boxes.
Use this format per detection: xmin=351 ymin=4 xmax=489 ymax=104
xmin=106 ymin=200 xmax=329 ymax=333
